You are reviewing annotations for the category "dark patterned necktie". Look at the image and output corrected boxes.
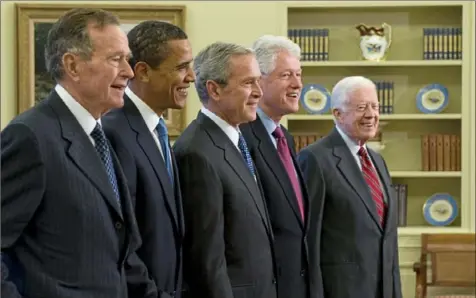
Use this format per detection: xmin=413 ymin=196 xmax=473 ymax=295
xmin=272 ymin=126 xmax=304 ymax=221
xmin=155 ymin=118 xmax=174 ymax=185
xmin=238 ymin=133 xmax=255 ymax=177
xmin=358 ymin=146 xmax=386 ymax=225
xmin=90 ymin=123 xmax=121 ymax=207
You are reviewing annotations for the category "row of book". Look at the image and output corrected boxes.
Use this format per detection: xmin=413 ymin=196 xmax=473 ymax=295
xmin=287 ymin=28 xmax=329 ymax=61
xmin=374 ymin=81 xmax=395 ymax=114
xmin=391 ymin=184 xmax=408 ymax=227
xmin=423 ymin=27 xmax=462 ymax=60
xmin=421 ymin=134 xmax=461 ymax=172
xmin=292 ymin=133 xmax=323 ymax=153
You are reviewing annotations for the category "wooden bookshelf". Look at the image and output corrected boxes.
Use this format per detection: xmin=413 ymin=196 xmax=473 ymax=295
xmin=279 ymin=2 xmax=475 ymax=296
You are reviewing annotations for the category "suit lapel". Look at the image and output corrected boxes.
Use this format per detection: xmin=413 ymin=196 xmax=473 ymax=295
xmin=48 ymin=92 xmax=123 ymax=219
xmin=171 ymin=151 xmax=185 ymax=237
xmin=368 ymin=150 xmax=394 ymax=234
xmin=285 ymin=131 xmax=311 ymax=230
xmin=330 ymin=128 xmax=383 ymax=231
xmin=250 ymin=119 xmax=304 ymax=228
xmin=198 ymin=112 xmax=271 ymax=233
xmin=122 ymin=97 xmax=180 ymax=230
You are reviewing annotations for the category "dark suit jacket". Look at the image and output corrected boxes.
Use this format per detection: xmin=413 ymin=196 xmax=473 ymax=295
xmin=173 ymin=111 xmax=277 ymax=298
xmin=240 ymin=117 xmax=324 ymax=298
xmin=1 ymin=91 xmax=156 ymax=298
xmin=297 ymin=127 xmax=403 ymax=298
xmin=103 ymin=95 xmax=184 ymax=298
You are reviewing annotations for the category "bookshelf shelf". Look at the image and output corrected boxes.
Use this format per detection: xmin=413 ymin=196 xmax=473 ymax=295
xmin=390 ymin=171 xmax=462 ymax=178
xmin=398 ymin=226 xmax=469 ymax=236
xmin=286 ymin=114 xmax=462 ymax=121
xmin=301 ymin=60 xmax=463 ymax=67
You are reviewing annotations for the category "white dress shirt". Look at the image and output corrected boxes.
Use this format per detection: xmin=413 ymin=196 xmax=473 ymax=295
xmin=200 ymin=107 xmax=240 ymax=151
xmin=55 ymin=84 xmax=100 ymax=146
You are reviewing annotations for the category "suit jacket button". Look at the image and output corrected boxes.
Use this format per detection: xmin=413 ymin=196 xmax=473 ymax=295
xmin=115 ymin=222 xmax=122 ymax=230
xmin=300 ymin=269 xmax=306 ymax=277
xmin=272 ymin=278 xmax=277 ymax=284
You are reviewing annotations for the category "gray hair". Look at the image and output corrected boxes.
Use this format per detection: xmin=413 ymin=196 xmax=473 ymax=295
xmin=331 ymin=76 xmax=376 ymax=111
xmin=194 ymin=42 xmax=254 ymax=103
xmin=45 ymin=8 xmax=120 ymax=81
xmin=252 ymin=35 xmax=301 ymax=75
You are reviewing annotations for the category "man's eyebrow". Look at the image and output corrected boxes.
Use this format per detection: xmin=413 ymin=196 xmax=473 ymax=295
xmin=176 ymin=59 xmax=193 ymax=68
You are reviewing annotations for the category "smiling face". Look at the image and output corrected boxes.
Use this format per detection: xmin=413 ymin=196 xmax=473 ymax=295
xmin=259 ymin=50 xmax=302 ymax=121
xmin=333 ymin=84 xmax=380 ymax=143
xmin=213 ymin=53 xmax=263 ymax=126
xmin=146 ymin=39 xmax=195 ymax=111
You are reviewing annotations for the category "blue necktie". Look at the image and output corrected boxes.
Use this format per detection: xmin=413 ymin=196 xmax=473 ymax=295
xmin=238 ymin=133 xmax=255 ymax=177
xmin=90 ymin=123 xmax=121 ymax=207
xmin=155 ymin=118 xmax=174 ymax=184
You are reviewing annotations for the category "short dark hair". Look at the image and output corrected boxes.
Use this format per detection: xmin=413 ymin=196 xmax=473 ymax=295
xmin=127 ymin=20 xmax=188 ymax=69
xmin=45 ymin=8 xmax=120 ymax=81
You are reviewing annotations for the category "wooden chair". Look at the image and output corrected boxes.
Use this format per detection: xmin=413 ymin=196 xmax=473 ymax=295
xmin=413 ymin=233 xmax=476 ymax=298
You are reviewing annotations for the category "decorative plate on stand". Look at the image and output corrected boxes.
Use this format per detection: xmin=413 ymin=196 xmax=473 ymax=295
xmin=423 ymin=193 xmax=458 ymax=226
xmin=300 ymin=84 xmax=331 ymax=114
xmin=416 ymin=83 xmax=449 ymax=114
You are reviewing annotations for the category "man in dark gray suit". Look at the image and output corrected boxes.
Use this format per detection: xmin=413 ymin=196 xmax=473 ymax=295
xmin=1 ymin=8 xmax=156 ymax=298
xmin=240 ymin=35 xmax=324 ymax=298
xmin=297 ymin=76 xmax=403 ymax=298
xmin=103 ymin=20 xmax=195 ymax=298
xmin=173 ymin=42 xmax=277 ymax=298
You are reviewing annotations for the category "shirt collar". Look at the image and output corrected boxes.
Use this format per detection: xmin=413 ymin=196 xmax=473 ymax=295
xmin=201 ymin=107 xmax=240 ymax=147
xmin=126 ymin=87 xmax=162 ymax=132
xmin=257 ymin=107 xmax=278 ymax=136
xmin=335 ymin=125 xmax=366 ymax=157
xmin=55 ymin=84 xmax=99 ymax=136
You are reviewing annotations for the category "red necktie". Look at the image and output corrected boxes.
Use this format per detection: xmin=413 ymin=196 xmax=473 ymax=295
xmin=358 ymin=146 xmax=386 ymax=225
xmin=272 ymin=126 xmax=305 ymax=221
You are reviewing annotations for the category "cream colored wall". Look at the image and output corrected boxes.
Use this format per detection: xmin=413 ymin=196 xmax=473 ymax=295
xmin=0 ymin=0 xmax=282 ymax=128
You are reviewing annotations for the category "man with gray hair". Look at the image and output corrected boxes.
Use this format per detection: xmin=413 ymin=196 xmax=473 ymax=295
xmin=240 ymin=35 xmax=324 ymax=298
xmin=173 ymin=42 xmax=277 ymax=298
xmin=1 ymin=8 xmax=156 ymax=298
xmin=297 ymin=76 xmax=402 ymax=298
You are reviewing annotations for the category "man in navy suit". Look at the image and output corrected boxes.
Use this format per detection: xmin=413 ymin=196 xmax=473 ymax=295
xmin=1 ymin=8 xmax=156 ymax=298
xmin=240 ymin=35 xmax=325 ymax=298
xmin=102 ymin=21 xmax=195 ymax=298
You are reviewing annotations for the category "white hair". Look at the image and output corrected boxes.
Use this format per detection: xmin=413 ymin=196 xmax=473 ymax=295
xmin=251 ymin=34 xmax=301 ymax=75
xmin=331 ymin=76 xmax=376 ymax=111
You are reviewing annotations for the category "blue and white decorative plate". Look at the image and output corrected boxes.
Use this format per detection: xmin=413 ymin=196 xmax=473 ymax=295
xmin=416 ymin=83 xmax=449 ymax=114
xmin=423 ymin=193 xmax=458 ymax=226
xmin=300 ymin=84 xmax=331 ymax=114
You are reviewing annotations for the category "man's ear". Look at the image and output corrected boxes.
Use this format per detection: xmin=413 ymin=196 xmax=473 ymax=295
xmin=133 ymin=61 xmax=150 ymax=83
xmin=206 ymin=80 xmax=222 ymax=102
xmin=62 ymin=52 xmax=81 ymax=81
xmin=332 ymin=108 xmax=342 ymax=122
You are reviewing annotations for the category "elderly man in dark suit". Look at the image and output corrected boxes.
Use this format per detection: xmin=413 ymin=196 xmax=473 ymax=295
xmin=240 ymin=35 xmax=325 ymax=298
xmin=173 ymin=42 xmax=277 ymax=298
xmin=1 ymin=8 xmax=156 ymax=298
xmin=297 ymin=76 xmax=403 ymax=298
xmin=103 ymin=20 xmax=195 ymax=298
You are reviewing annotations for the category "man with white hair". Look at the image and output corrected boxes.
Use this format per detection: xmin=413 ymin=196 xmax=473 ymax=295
xmin=241 ymin=35 xmax=325 ymax=298
xmin=297 ymin=76 xmax=403 ymax=298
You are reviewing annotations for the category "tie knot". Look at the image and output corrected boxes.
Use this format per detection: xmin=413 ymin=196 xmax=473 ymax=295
xmin=272 ymin=126 xmax=284 ymax=139
xmin=156 ymin=118 xmax=168 ymax=137
xmin=91 ymin=122 xmax=105 ymax=140
xmin=358 ymin=146 xmax=368 ymax=158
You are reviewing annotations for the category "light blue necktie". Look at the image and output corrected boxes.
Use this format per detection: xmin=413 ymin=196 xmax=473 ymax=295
xmin=155 ymin=118 xmax=174 ymax=185
xmin=90 ymin=123 xmax=121 ymax=208
xmin=238 ymin=133 xmax=255 ymax=177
